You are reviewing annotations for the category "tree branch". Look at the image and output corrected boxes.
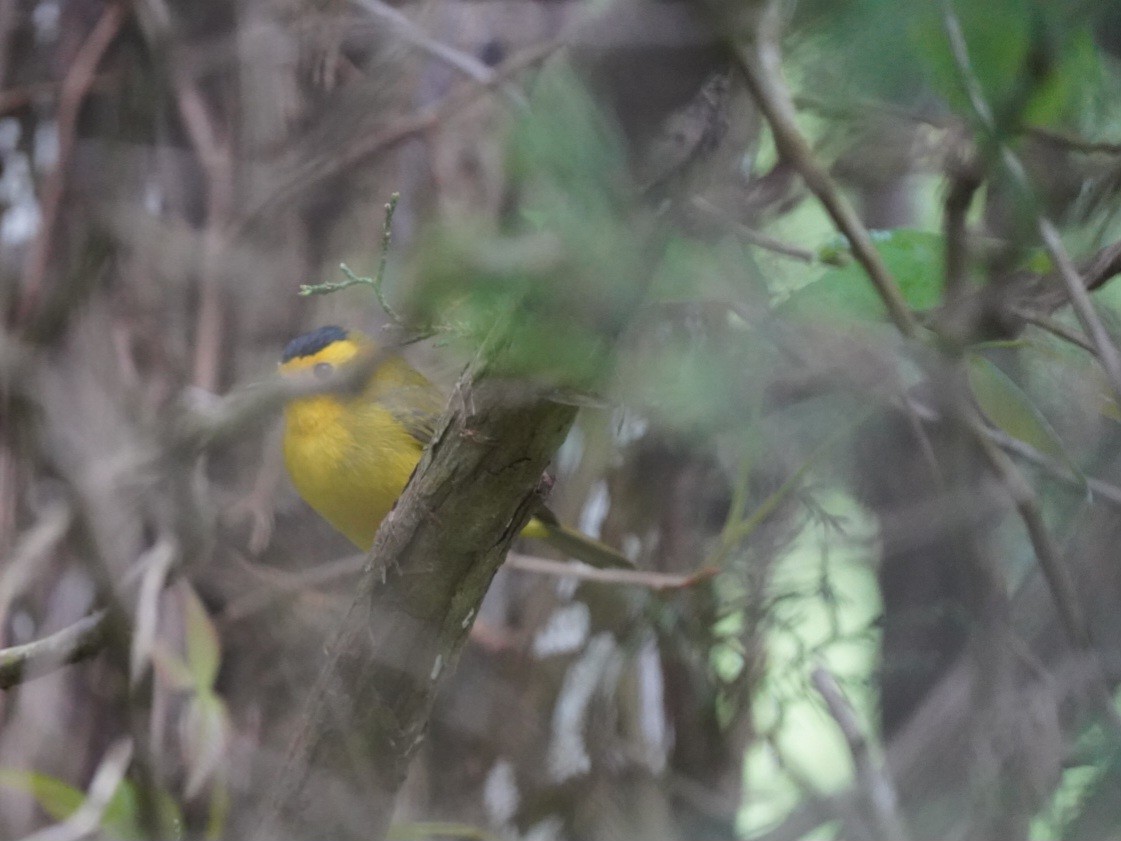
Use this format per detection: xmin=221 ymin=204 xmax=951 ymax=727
xmin=811 ymin=667 xmax=910 ymax=841
xmin=0 ymin=609 xmax=110 ymax=690
xmin=939 ymin=2 xmax=1121 ymax=403
xmin=253 ymin=349 xmax=583 ymax=840
xmin=720 ymin=0 xmax=921 ymax=338
xmin=17 ymin=1 xmax=125 ymax=324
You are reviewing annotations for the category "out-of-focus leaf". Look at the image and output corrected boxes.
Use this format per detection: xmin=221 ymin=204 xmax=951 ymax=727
xmin=967 ymin=352 xmax=1073 ymax=467
xmin=180 ymin=690 xmax=230 ymax=799
xmin=151 ymin=644 xmax=196 ymax=691
xmin=913 ymin=0 xmax=1103 ymax=129
xmin=205 ymin=771 xmax=230 ymax=841
xmin=388 ymin=821 xmax=498 ymax=841
xmin=0 ymin=769 xmax=83 ymax=822
xmin=101 ymin=780 xmax=185 ymax=840
xmin=806 ymin=0 xmax=1103 ymax=130
xmin=784 ymin=229 xmax=946 ymax=321
xmin=130 ymin=540 xmax=176 ymax=684
xmin=180 ymin=581 xmax=220 ymax=691
xmin=410 ymin=61 xmax=641 ymax=387
xmin=0 ymin=770 xmax=183 ymax=840
xmin=1099 ymin=394 xmax=1121 ymax=424
xmin=508 ymin=62 xmax=627 ymax=213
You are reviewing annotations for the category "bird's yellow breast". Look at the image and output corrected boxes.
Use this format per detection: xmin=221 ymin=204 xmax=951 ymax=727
xmin=283 ymin=396 xmax=425 ymax=549
xmin=279 ymin=330 xmax=438 ymax=550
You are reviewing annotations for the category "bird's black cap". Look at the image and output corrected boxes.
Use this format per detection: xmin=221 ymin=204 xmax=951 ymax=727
xmin=281 ymin=325 xmax=348 ymax=362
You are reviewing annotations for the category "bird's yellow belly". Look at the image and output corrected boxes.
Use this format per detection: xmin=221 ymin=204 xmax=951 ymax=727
xmin=283 ymin=412 xmax=424 ymax=550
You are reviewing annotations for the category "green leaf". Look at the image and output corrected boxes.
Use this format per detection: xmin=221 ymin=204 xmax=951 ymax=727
xmin=180 ymin=690 xmax=230 ymax=799
xmin=967 ymin=352 xmax=1072 ymax=466
xmin=0 ymin=769 xmax=83 ymax=822
xmin=180 ymin=582 xmax=221 ymax=691
xmin=101 ymin=780 xmax=185 ymax=840
xmin=913 ymin=1 xmax=1104 ymax=130
xmin=784 ymin=229 xmax=946 ymax=322
xmin=0 ymin=770 xmax=183 ymax=840
xmin=151 ymin=643 xmax=196 ymax=692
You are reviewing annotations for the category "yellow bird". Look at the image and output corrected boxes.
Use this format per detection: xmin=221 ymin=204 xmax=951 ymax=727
xmin=279 ymin=325 xmax=630 ymax=567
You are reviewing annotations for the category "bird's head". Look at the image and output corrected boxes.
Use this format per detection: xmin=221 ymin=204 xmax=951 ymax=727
xmin=279 ymin=325 xmax=364 ymax=379
xmin=279 ymin=325 xmax=374 ymax=434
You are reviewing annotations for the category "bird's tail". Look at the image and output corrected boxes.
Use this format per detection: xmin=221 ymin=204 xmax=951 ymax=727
xmin=523 ymin=514 xmax=634 ymax=569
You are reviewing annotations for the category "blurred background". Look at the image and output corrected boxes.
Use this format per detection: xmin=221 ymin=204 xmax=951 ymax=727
xmin=6 ymin=0 xmax=1121 ymax=839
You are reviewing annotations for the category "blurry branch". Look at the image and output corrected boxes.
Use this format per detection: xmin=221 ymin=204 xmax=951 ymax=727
xmin=967 ymin=238 xmax=1121 ymax=351
xmin=713 ymin=408 xmax=870 ymax=568
xmin=972 ymin=416 xmax=1091 ymax=648
xmin=17 ymin=1 xmax=125 ymax=323
xmin=129 ymin=539 xmax=178 ymax=685
xmin=1069 ymin=240 xmax=1121 ymax=296
xmin=0 ymin=497 xmax=71 ymax=623
xmin=759 ymin=641 xmax=1104 ymax=841
xmin=941 ymin=144 xmax=982 ymax=307
xmin=982 ymin=424 xmax=1121 ymax=507
xmin=506 ymin=553 xmax=718 ymax=590
xmin=939 ymin=3 xmax=1121 ymax=404
xmin=0 ymin=76 xmax=113 ymax=117
xmin=224 ymin=549 xmax=710 ymax=624
xmin=721 ymin=1 xmax=920 ymax=338
xmin=170 ymin=344 xmax=393 ymax=455
xmin=0 ymin=609 xmax=110 ymax=690
xmin=237 ymin=38 xmax=561 ymax=234
xmin=162 ymin=34 xmax=236 ymax=391
xmin=1008 ymin=307 xmax=1094 ymax=352
xmin=689 ymin=197 xmax=816 ymax=263
xmin=385 ymin=822 xmax=496 ymax=841
xmin=1028 ymin=126 xmax=1121 ymax=156
xmin=794 ymin=93 xmax=1121 ymax=157
xmin=21 ymin=738 xmax=133 ymax=841
xmin=939 ymin=175 xmax=1092 ymax=653
xmin=811 ymin=667 xmax=910 ymax=841
xmin=221 ymin=554 xmax=368 ymax=623
xmin=349 ymin=0 xmax=526 ymax=107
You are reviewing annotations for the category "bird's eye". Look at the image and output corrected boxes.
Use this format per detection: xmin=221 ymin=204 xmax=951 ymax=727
xmin=313 ymin=362 xmax=333 ymax=379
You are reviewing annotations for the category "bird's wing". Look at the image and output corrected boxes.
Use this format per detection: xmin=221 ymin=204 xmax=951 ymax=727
xmin=381 ymin=384 xmax=440 ymax=446
xmin=362 ymin=352 xmax=445 ymax=447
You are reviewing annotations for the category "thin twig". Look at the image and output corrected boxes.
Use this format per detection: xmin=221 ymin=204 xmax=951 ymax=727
xmin=221 ymin=553 xmax=367 ymax=622
xmin=1036 ymin=219 xmax=1121 ymax=398
xmin=349 ymin=0 xmax=526 ymax=108
xmin=175 ymin=75 xmax=234 ymax=392
xmin=1008 ymin=307 xmax=1095 ymax=353
xmin=0 ymin=609 xmax=110 ymax=690
xmin=236 ymin=38 xmax=561 ymax=236
xmin=301 ymin=192 xmax=408 ymax=326
xmin=506 ymin=553 xmax=717 ymax=590
xmin=690 ymin=197 xmax=816 ymax=263
xmin=794 ymin=92 xmax=1121 ymax=157
xmin=983 ymin=425 xmax=1121 ymax=507
xmin=811 ymin=666 xmax=911 ymax=841
xmin=223 ymin=549 xmax=713 ymax=624
xmin=0 ymin=498 xmax=71 ymax=627
xmin=1023 ymin=125 xmax=1121 ymax=156
xmin=727 ymin=2 xmax=920 ymax=338
xmin=941 ymin=141 xmax=982 ymax=306
xmin=17 ymin=2 xmax=125 ymax=323
xmin=970 ymin=411 xmax=1091 ymax=649
xmin=171 ymin=342 xmax=394 ymax=455
xmin=940 ymin=3 xmax=1121 ymax=404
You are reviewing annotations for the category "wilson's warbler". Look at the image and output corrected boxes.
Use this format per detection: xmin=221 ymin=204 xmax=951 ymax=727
xmin=279 ymin=325 xmax=631 ymax=568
